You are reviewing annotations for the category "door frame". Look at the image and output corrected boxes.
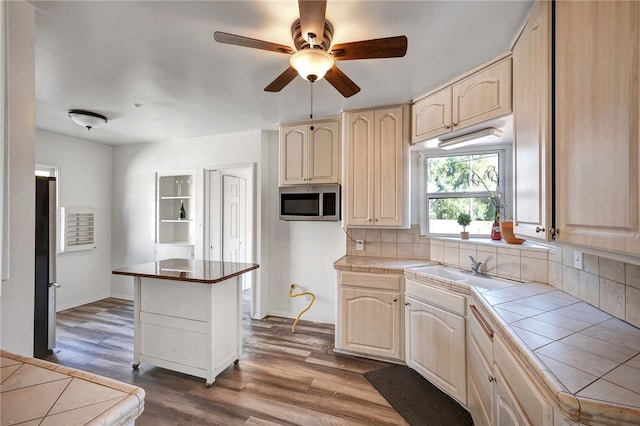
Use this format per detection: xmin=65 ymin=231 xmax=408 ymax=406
xmin=203 ymin=163 xmax=257 ymax=317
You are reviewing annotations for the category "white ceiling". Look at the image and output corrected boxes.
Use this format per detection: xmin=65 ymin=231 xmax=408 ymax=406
xmin=30 ymin=0 xmax=533 ymax=146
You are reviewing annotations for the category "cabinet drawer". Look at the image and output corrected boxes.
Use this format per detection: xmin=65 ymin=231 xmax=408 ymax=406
xmin=405 ymin=279 xmax=466 ymax=315
xmin=341 ymin=271 xmax=401 ymax=290
xmin=141 ymin=278 xmax=209 ymax=321
xmin=469 ymin=303 xmax=495 ymax=362
xmin=141 ymin=322 xmax=208 ymax=369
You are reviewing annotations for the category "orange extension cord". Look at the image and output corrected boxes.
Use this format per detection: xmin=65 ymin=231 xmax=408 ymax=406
xmin=288 ymin=284 xmax=316 ymax=333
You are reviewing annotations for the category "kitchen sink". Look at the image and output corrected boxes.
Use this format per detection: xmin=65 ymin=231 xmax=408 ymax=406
xmin=409 ymin=265 xmax=468 ymax=281
xmin=409 ymin=265 xmax=518 ymax=291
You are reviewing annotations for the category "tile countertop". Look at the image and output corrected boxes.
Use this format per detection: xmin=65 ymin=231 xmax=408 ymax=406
xmin=333 ymin=255 xmax=436 ymax=274
xmin=0 ymin=350 xmax=144 ymax=425
xmin=403 ymin=265 xmax=640 ymax=425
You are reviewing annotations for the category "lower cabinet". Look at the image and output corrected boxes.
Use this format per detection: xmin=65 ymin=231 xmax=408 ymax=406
xmin=468 ymin=303 xmax=495 ymax=426
xmin=336 ymin=271 xmax=403 ymax=361
xmin=467 ymin=299 xmax=554 ymax=426
xmin=493 ymin=336 xmax=554 ymax=426
xmin=405 ymin=279 xmax=467 ymax=405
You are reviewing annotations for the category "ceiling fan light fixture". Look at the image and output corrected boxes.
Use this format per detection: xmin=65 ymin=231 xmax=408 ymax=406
xmin=290 ymin=49 xmax=334 ymax=82
xmin=68 ymin=109 xmax=108 ymax=130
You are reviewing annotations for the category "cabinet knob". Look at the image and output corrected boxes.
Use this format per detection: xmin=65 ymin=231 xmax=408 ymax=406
xmin=535 ymin=226 xmax=544 ymax=233
xmin=488 ymin=375 xmax=496 ymax=383
xmin=549 ymin=227 xmax=559 ymax=240
xmin=368 ymin=218 xmax=373 ymax=222
xmin=452 ymin=122 xmax=459 ymax=127
xmin=404 ymin=302 xmax=411 ymax=306
xmin=444 ymin=124 xmax=451 ymax=129
xmin=393 ymin=298 xmax=398 ymax=302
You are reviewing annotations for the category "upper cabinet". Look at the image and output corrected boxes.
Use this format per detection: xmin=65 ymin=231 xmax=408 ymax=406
xmin=343 ymin=104 xmax=410 ymax=228
xmin=412 ymin=57 xmax=512 ymax=144
xmin=512 ymin=0 xmax=552 ymax=240
xmin=555 ymin=1 xmax=640 ymax=254
xmin=512 ymin=1 xmax=640 ymax=256
xmin=279 ymin=118 xmax=340 ymax=186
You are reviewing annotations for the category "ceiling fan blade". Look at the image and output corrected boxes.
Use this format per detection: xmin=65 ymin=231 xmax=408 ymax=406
xmin=324 ymin=65 xmax=360 ymax=98
xmin=264 ymin=67 xmax=299 ymax=92
xmin=299 ymin=0 xmax=327 ymax=46
xmin=214 ymin=31 xmax=294 ymax=54
xmin=331 ymin=36 xmax=408 ymax=60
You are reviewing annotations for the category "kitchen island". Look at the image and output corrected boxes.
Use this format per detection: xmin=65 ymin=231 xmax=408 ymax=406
xmin=112 ymin=259 xmax=259 ymax=386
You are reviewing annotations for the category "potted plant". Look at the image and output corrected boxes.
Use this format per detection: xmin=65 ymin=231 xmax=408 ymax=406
xmin=457 ymin=213 xmax=472 ymax=240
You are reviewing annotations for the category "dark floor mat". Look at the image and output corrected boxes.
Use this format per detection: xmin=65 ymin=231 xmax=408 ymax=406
xmin=364 ymin=364 xmax=473 ymax=426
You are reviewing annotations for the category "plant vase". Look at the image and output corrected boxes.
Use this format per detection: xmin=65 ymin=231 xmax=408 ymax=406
xmin=490 ymin=215 xmax=502 ymax=241
xmin=460 ymin=231 xmax=470 ymax=240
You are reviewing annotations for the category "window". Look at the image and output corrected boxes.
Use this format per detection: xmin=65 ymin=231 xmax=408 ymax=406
xmin=420 ymin=149 xmax=509 ymax=237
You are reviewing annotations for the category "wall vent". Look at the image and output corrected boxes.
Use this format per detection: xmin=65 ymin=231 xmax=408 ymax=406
xmin=60 ymin=207 xmax=95 ymax=253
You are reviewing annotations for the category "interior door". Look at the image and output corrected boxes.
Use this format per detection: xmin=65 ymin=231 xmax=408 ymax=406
xmin=222 ymin=174 xmax=246 ymax=264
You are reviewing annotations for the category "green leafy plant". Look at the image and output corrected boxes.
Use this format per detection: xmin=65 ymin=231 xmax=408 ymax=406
xmin=457 ymin=213 xmax=472 ymax=231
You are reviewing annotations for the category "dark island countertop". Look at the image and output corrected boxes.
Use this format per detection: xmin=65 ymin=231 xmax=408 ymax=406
xmin=112 ymin=259 xmax=259 ymax=284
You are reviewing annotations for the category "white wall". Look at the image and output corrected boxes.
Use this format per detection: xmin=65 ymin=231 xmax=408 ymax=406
xmin=277 ymin=222 xmax=345 ymax=323
xmin=110 ymin=130 xmax=266 ymax=299
xmin=36 ymin=130 xmax=113 ymax=310
xmin=1 ymin=0 xmax=36 ymax=356
xmin=111 ymin=129 xmax=344 ymax=324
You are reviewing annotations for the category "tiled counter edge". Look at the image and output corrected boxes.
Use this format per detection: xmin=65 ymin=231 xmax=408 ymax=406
xmin=470 ymin=289 xmax=640 ymax=425
xmin=0 ymin=350 xmax=145 ymax=425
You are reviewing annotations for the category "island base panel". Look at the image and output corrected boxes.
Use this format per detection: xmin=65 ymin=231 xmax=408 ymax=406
xmin=133 ymin=276 xmax=242 ymax=385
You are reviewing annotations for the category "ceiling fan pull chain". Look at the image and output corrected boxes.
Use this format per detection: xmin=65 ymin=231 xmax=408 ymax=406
xmin=309 ymin=81 xmax=315 ymax=131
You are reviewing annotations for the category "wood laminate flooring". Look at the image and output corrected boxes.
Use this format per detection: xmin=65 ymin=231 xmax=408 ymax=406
xmin=45 ymin=294 xmax=408 ymax=425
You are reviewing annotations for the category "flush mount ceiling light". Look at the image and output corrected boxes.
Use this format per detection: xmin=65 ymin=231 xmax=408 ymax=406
xmin=437 ymin=127 xmax=503 ymax=150
xmin=290 ymin=48 xmax=335 ymax=82
xmin=68 ymin=109 xmax=108 ymax=130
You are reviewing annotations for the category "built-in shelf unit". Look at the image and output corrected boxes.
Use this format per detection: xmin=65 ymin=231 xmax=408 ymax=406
xmin=155 ymin=171 xmax=195 ymax=260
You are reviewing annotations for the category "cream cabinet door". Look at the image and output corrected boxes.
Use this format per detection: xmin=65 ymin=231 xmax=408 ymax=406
xmin=308 ymin=120 xmax=340 ymax=184
xmin=494 ymin=364 xmax=529 ymax=426
xmin=467 ymin=303 xmax=495 ymax=426
xmin=555 ymin=1 xmax=640 ymax=254
xmin=279 ymin=124 xmax=307 ymax=185
xmin=493 ymin=337 xmax=553 ymax=426
xmin=512 ymin=0 xmax=552 ymax=240
xmin=452 ymin=57 xmax=512 ymax=130
xmin=344 ymin=110 xmax=375 ymax=226
xmin=374 ymin=106 xmax=405 ymax=227
xmin=405 ymin=296 xmax=466 ymax=405
xmin=344 ymin=105 xmax=408 ymax=227
xmin=412 ymin=87 xmax=452 ymax=143
xmin=340 ymin=287 xmax=402 ymax=360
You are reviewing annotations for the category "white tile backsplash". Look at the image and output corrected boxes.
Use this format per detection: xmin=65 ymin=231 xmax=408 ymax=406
xmin=600 ymin=278 xmax=626 ymax=319
xmin=579 ymin=272 xmax=600 ymax=307
xmin=600 ymin=257 xmax=626 ymax=284
xmin=345 ymin=226 xmax=640 ymax=328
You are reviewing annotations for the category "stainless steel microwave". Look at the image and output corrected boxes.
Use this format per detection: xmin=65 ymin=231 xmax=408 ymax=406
xmin=279 ymin=184 xmax=340 ymax=221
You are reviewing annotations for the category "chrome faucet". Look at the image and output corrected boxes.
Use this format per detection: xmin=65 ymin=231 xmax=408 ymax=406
xmin=469 ymin=256 xmax=486 ymax=275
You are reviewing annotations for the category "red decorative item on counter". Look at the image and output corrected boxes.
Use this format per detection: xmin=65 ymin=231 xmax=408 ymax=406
xmin=491 ymin=218 xmax=502 ymax=240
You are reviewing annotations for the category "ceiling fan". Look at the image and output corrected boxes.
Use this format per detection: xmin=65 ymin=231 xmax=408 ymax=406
xmin=214 ymin=0 xmax=408 ymax=98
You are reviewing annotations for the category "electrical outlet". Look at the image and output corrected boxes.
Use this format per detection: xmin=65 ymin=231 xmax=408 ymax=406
xmin=573 ymin=251 xmax=583 ymax=270
xmin=355 ymin=240 xmax=365 ymax=251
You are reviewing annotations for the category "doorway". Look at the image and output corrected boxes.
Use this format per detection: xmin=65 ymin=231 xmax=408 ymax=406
xmin=34 ymin=164 xmax=59 ymax=358
xmin=204 ymin=164 xmax=256 ymax=315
